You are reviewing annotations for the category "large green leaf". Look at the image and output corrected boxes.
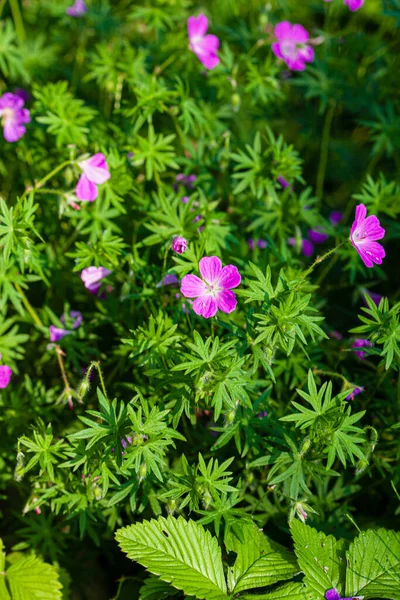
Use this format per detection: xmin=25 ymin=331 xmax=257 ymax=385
xmin=346 ymin=529 xmax=400 ymax=599
xmin=291 ymin=520 xmax=346 ymax=599
xmin=241 ymin=582 xmax=310 ymax=600
xmin=4 ymin=555 xmax=62 ymax=600
xmin=226 ymin=523 xmax=299 ymax=593
xmin=116 ymin=516 xmax=229 ymax=600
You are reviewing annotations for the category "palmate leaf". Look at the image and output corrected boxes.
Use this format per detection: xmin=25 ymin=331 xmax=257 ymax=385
xmin=226 ymin=523 xmax=299 ymax=594
xmin=116 ymin=516 xmax=229 ymax=600
xmin=241 ymin=582 xmax=310 ymax=600
xmin=346 ymin=529 xmax=400 ymax=599
xmin=291 ymin=520 xmax=346 ymax=599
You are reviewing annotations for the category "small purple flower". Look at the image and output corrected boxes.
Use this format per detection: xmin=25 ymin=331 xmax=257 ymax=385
xmin=257 ymin=411 xmax=268 ymax=419
xmin=344 ymin=0 xmax=364 ymax=10
xmin=67 ymin=0 xmax=87 ymax=17
xmin=156 ymin=274 xmax=179 ymax=288
xmin=81 ymin=266 xmax=112 ymax=295
xmin=325 ymin=589 xmax=364 ymax=600
xmin=172 ymin=237 xmax=187 ymax=254
xmin=361 ymin=288 xmax=382 ymax=307
xmin=350 ymin=204 xmax=385 ymax=268
xmin=272 ymin=22 xmax=314 ymax=71
xmin=121 ymin=436 xmax=133 ymax=449
xmin=248 ymin=239 xmax=255 ymax=251
xmin=288 ymin=237 xmax=314 ymax=257
xmin=181 ymin=256 xmax=241 ymax=319
xmin=330 ymin=211 xmax=343 ymax=227
xmin=13 ymin=88 xmax=31 ymax=103
xmin=49 ymin=310 xmax=83 ymax=342
xmin=188 ymin=14 xmax=220 ymax=70
xmin=352 ymin=338 xmax=373 ymax=359
xmin=0 ymin=365 xmax=12 ymax=389
xmin=346 ymin=387 xmax=364 ymax=401
xmin=308 ymin=227 xmax=328 ymax=244
xmin=181 ymin=196 xmax=190 ymax=204
xmin=257 ymin=239 xmax=267 ymax=249
xmin=0 ymin=93 xmax=30 ymax=143
xmin=277 ymin=175 xmax=290 ymax=188
xmin=174 ymin=173 xmax=197 ymax=192
xmin=328 ymin=330 xmax=343 ymax=340
xmin=76 ymin=153 xmax=110 ymax=202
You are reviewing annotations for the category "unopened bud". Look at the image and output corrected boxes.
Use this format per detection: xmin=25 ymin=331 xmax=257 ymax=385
xmin=138 ymin=463 xmax=147 ymax=481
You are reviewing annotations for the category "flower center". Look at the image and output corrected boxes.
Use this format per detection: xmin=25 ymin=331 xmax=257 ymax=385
xmin=206 ymin=283 xmax=221 ymax=298
xmin=0 ymin=108 xmax=14 ymax=124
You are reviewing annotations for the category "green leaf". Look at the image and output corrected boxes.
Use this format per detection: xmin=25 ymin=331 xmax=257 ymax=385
xmin=226 ymin=523 xmax=299 ymax=593
xmin=5 ymin=555 xmax=62 ymax=600
xmin=241 ymin=582 xmax=310 ymax=600
xmin=291 ymin=520 xmax=346 ymax=598
xmin=116 ymin=516 xmax=229 ymax=600
xmin=346 ymin=529 xmax=400 ymax=599
xmin=139 ymin=576 xmax=182 ymax=600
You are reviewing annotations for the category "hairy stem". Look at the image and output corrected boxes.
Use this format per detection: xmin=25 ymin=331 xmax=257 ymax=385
xmin=19 ymin=160 xmax=75 ymax=203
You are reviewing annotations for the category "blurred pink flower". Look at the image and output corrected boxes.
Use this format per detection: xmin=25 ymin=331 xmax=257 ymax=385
xmin=308 ymin=227 xmax=328 ymax=244
xmin=181 ymin=256 xmax=241 ymax=318
xmin=0 ymin=365 xmax=12 ymax=389
xmin=76 ymin=153 xmax=110 ymax=202
xmin=350 ymin=204 xmax=385 ymax=268
xmin=67 ymin=0 xmax=87 ymax=16
xmin=352 ymin=338 xmax=373 ymax=359
xmin=49 ymin=310 xmax=83 ymax=342
xmin=81 ymin=266 xmax=112 ymax=295
xmin=288 ymin=237 xmax=314 ymax=257
xmin=272 ymin=22 xmax=314 ymax=71
xmin=188 ymin=14 xmax=220 ymax=70
xmin=0 ymin=92 xmax=30 ymax=142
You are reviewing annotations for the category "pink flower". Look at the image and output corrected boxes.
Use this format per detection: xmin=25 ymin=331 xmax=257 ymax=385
xmin=277 ymin=175 xmax=290 ymax=188
xmin=272 ymin=22 xmax=314 ymax=71
xmin=344 ymin=0 xmax=364 ymax=10
xmin=350 ymin=204 xmax=385 ymax=268
xmin=171 ymin=237 xmax=187 ymax=254
xmin=181 ymin=256 xmax=241 ymax=319
xmin=67 ymin=0 xmax=87 ymax=16
xmin=76 ymin=153 xmax=110 ymax=202
xmin=81 ymin=266 xmax=112 ymax=294
xmin=346 ymin=386 xmax=363 ymax=401
xmin=361 ymin=288 xmax=382 ymax=307
xmin=330 ymin=211 xmax=343 ymax=226
xmin=352 ymin=338 xmax=373 ymax=359
xmin=49 ymin=310 xmax=83 ymax=342
xmin=0 ymin=93 xmax=30 ymax=142
xmin=288 ymin=237 xmax=314 ymax=257
xmin=0 ymin=365 xmax=12 ymax=389
xmin=188 ymin=15 xmax=220 ymax=70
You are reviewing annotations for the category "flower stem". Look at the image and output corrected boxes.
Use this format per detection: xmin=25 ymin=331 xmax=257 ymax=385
xmin=92 ymin=361 xmax=108 ymax=401
xmin=14 ymin=282 xmax=43 ymax=327
xmin=316 ymin=102 xmax=336 ymax=199
xmin=9 ymin=0 xmax=25 ymax=41
xmin=303 ymin=239 xmax=348 ymax=280
xmin=19 ymin=160 xmax=74 ymax=203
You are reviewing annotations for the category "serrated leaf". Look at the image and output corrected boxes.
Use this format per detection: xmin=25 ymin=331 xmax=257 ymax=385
xmin=226 ymin=523 xmax=299 ymax=593
xmin=5 ymin=555 xmax=62 ymax=600
xmin=241 ymin=581 xmax=310 ymax=600
xmin=116 ymin=516 xmax=229 ymax=600
xmin=291 ymin=520 xmax=346 ymax=598
xmin=139 ymin=576 xmax=182 ymax=600
xmin=346 ymin=529 xmax=400 ymax=599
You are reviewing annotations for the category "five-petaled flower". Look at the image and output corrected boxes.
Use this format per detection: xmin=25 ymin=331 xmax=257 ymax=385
xmin=272 ymin=21 xmax=314 ymax=71
xmin=188 ymin=14 xmax=220 ymax=70
xmin=0 ymin=92 xmax=30 ymax=143
xmin=181 ymin=256 xmax=241 ymax=319
xmin=76 ymin=153 xmax=110 ymax=202
xmin=350 ymin=204 xmax=385 ymax=268
xmin=81 ymin=266 xmax=112 ymax=295
xmin=49 ymin=310 xmax=83 ymax=343
xmin=67 ymin=0 xmax=87 ymax=17
xmin=0 ymin=365 xmax=13 ymax=389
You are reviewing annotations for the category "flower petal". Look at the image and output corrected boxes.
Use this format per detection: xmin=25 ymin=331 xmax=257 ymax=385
xmin=274 ymin=21 xmax=293 ymax=41
xmin=181 ymin=274 xmax=208 ymax=298
xmin=0 ymin=365 xmax=12 ymax=389
xmin=80 ymin=153 xmax=110 ymax=184
xmin=292 ymin=24 xmax=309 ymax=43
xmin=76 ymin=174 xmax=98 ymax=202
xmin=188 ymin=14 xmax=208 ymax=38
xmin=216 ymin=290 xmax=237 ymax=314
xmin=49 ymin=326 xmax=71 ymax=342
xmin=199 ymin=256 xmax=222 ymax=285
xmin=325 ymin=590 xmax=340 ymax=600
xmin=3 ymin=121 xmax=26 ymax=142
xmin=218 ymin=265 xmax=241 ymax=289
xmin=192 ymin=295 xmax=218 ymax=318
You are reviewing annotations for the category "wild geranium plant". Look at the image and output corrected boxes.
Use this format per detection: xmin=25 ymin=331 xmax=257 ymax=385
xmin=1 ymin=0 xmax=399 ymax=598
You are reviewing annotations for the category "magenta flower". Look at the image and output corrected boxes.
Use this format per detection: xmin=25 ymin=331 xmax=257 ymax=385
xmin=0 ymin=365 xmax=12 ymax=389
xmin=181 ymin=256 xmax=241 ymax=319
xmin=326 ymin=589 xmax=363 ymax=600
xmin=330 ymin=211 xmax=343 ymax=227
xmin=308 ymin=227 xmax=328 ymax=244
xmin=288 ymin=237 xmax=314 ymax=257
xmin=344 ymin=0 xmax=364 ymax=10
xmin=156 ymin=274 xmax=179 ymax=288
xmin=0 ymin=93 xmax=30 ymax=143
xmin=76 ymin=153 xmax=110 ymax=202
xmin=49 ymin=310 xmax=83 ymax=342
xmin=81 ymin=266 xmax=112 ymax=295
xmin=277 ymin=175 xmax=290 ymax=189
xmin=350 ymin=204 xmax=385 ymax=268
xmin=67 ymin=0 xmax=87 ymax=16
xmin=272 ymin=22 xmax=314 ymax=71
xmin=171 ymin=237 xmax=187 ymax=254
xmin=346 ymin=386 xmax=363 ymax=401
xmin=352 ymin=338 xmax=373 ymax=359
xmin=188 ymin=15 xmax=220 ymax=70
xmin=174 ymin=173 xmax=197 ymax=192
xmin=361 ymin=288 xmax=382 ymax=307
